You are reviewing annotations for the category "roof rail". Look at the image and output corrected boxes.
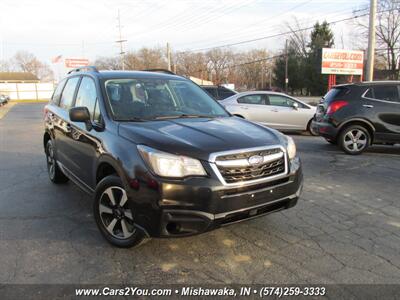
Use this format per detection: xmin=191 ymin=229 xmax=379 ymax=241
xmin=67 ymin=66 xmax=99 ymax=74
xmin=142 ymin=69 xmax=176 ymax=75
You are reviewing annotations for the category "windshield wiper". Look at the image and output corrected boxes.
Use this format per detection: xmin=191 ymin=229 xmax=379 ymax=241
xmin=118 ymin=117 xmax=147 ymax=122
xmin=153 ymin=114 xmax=215 ymax=120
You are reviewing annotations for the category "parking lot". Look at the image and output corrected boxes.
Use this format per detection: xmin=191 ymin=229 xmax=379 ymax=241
xmin=0 ymin=103 xmax=399 ymax=285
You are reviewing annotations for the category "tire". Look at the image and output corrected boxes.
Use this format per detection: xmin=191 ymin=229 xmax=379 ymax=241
xmin=339 ymin=125 xmax=370 ymax=155
xmin=45 ymin=139 xmax=69 ymax=183
xmin=93 ymin=175 xmax=145 ymax=248
xmin=307 ymin=120 xmax=319 ymax=136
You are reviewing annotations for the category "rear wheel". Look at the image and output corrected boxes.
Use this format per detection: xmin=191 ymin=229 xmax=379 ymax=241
xmin=45 ymin=140 xmax=69 ymax=183
xmin=94 ymin=175 xmax=145 ymax=248
xmin=339 ymin=125 xmax=370 ymax=155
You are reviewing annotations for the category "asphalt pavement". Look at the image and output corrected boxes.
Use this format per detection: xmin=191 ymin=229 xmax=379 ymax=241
xmin=0 ymin=103 xmax=399 ymax=285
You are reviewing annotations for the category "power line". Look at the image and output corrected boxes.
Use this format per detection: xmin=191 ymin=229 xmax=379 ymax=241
xmin=176 ymin=6 xmax=368 ymax=50
xmin=184 ymin=9 xmax=387 ymax=53
xmin=178 ymin=0 xmax=314 ymax=47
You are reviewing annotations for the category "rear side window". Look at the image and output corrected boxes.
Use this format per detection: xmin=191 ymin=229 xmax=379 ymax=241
xmin=75 ymin=77 xmax=97 ymax=120
xmin=51 ymin=79 xmax=66 ymax=105
xmin=323 ymin=87 xmax=350 ymax=103
xmin=238 ymin=94 xmax=266 ymax=105
xmin=60 ymin=77 xmax=80 ymax=110
xmin=217 ymin=87 xmax=235 ymax=100
xmin=204 ymin=87 xmax=217 ymax=98
xmin=366 ymin=85 xmax=399 ymax=102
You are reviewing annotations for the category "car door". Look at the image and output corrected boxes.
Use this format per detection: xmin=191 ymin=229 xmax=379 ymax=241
xmin=235 ymin=94 xmax=273 ymax=124
xmin=67 ymin=76 xmax=104 ymax=189
xmin=362 ymin=85 xmax=400 ymax=142
xmin=266 ymin=94 xmax=312 ymax=130
xmin=52 ymin=76 xmax=81 ymax=173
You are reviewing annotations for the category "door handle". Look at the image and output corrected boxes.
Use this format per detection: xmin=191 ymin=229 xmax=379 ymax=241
xmin=240 ymin=106 xmax=249 ymax=110
xmin=363 ymin=104 xmax=374 ymax=108
xmin=271 ymin=109 xmax=279 ymax=112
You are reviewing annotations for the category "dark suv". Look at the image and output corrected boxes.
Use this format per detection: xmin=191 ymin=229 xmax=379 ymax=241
xmin=312 ymin=82 xmax=400 ymax=154
xmin=43 ymin=67 xmax=302 ymax=247
xmin=201 ymin=85 xmax=237 ymax=100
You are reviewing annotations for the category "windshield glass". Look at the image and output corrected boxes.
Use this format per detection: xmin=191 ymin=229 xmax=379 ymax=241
xmin=104 ymin=78 xmax=229 ymax=121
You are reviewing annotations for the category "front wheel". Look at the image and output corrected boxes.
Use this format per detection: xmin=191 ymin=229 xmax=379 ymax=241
xmin=94 ymin=175 xmax=145 ymax=248
xmin=339 ymin=125 xmax=370 ymax=155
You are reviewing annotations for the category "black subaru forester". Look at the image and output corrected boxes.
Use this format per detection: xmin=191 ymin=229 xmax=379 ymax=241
xmin=44 ymin=67 xmax=303 ymax=247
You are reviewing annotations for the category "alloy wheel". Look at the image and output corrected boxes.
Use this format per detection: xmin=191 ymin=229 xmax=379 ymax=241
xmin=46 ymin=143 xmax=55 ymax=179
xmin=343 ymin=129 xmax=367 ymax=152
xmin=99 ymin=186 xmax=135 ymax=239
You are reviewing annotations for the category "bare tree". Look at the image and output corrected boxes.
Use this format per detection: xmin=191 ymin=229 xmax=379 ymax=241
xmin=12 ymin=51 xmax=54 ymax=81
xmin=94 ymin=56 xmax=120 ymax=70
xmin=285 ymin=17 xmax=310 ymax=57
xmin=376 ymin=0 xmax=400 ymax=78
xmin=355 ymin=0 xmax=400 ymax=79
xmin=206 ymin=48 xmax=234 ymax=84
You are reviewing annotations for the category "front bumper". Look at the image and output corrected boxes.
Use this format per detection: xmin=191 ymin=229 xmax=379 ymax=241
xmin=131 ymin=157 xmax=303 ymax=238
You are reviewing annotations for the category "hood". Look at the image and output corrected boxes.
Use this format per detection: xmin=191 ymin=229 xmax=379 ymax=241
xmin=119 ymin=117 xmax=282 ymax=161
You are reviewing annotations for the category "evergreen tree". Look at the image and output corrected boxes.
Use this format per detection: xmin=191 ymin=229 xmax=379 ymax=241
xmin=306 ymin=21 xmax=334 ymax=95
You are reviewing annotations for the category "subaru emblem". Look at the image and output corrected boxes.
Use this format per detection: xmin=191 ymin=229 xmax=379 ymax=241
xmin=248 ymin=155 xmax=263 ymax=166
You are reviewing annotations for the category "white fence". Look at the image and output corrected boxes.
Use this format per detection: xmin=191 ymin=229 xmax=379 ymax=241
xmin=0 ymin=82 xmax=54 ymax=100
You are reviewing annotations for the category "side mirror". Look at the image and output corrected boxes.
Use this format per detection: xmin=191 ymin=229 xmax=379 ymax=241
xmin=69 ymin=107 xmax=92 ymax=130
xmin=292 ymin=102 xmax=299 ymax=110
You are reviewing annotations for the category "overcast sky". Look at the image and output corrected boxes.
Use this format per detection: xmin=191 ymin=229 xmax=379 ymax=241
xmin=0 ymin=0 xmax=368 ymax=63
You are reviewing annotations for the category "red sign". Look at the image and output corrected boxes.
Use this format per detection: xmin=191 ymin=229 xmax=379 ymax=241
xmin=321 ymin=48 xmax=364 ymax=75
xmin=64 ymin=58 xmax=89 ymax=68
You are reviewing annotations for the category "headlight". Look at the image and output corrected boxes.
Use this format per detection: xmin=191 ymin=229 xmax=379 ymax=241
xmin=137 ymin=145 xmax=206 ymax=178
xmin=286 ymin=136 xmax=297 ymax=160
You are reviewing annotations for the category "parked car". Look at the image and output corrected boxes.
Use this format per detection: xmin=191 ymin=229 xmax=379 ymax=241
xmin=312 ymin=81 xmax=400 ymax=154
xmin=43 ymin=67 xmax=303 ymax=248
xmin=220 ymin=91 xmax=317 ymax=135
xmin=0 ymin=94 xmax=10 ymax=105
xmin=200 ymin=85 xmax=237 ymax=100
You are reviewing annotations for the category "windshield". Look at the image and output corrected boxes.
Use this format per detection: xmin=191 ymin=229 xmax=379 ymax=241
xmin=104 ymin=78 xmax=229 ymax=121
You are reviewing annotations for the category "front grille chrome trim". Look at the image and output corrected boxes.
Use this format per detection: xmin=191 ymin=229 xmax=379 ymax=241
xmin=209 ymin=145 xmax=288 ymax=187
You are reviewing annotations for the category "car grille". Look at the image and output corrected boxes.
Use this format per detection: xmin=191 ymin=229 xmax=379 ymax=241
xmin=213 ymin=147 xmax=287 ymax=184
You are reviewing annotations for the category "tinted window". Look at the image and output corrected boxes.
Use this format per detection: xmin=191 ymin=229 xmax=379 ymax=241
xmin=60 ymin=77 xmax=80 ymax=110
xmin=217 ymin=87 xmax=235 ymax=100
xmin=105 ymin=79 xmax=228 ymax=120
xmin=51 ymin=79 xmax=66 ymax=105
xmin=203 ymin=87 xmax=217 ymax=98
xmin=237 ymin=94 xmax=266 ymax=105
xmin=370 ymin=85 xmax=399 ymax=102
xmin=75 ymin=77 xmax=97 ymax=119
xmin=323 ymin=87 xmax=350 ymax=103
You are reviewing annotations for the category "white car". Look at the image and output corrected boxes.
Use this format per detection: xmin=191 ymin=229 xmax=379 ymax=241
xmin=221 ymin=91 xmax=317 ymax=135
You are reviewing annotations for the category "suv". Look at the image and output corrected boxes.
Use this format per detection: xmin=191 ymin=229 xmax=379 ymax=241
xmin=200 ymin=85 xmax=237 ymax=100
xmin=312 ymin=81 xmax=400 ymax=154
xmin=43 ymin=67 xmax=303 ymax=248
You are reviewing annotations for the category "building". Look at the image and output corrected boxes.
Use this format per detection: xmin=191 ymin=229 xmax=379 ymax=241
xmin=0 ymin=72 xmax=40 ymax=83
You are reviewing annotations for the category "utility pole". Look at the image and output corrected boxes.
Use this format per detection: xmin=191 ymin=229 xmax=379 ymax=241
xmin=285 ymin=39 xmax=289 ymax=93
xmin=167 ymin=42 xmax=172 ymax=71
xmin=116 ymin=9 xmax=127 ymax=70
xmin=366 ymin=0 xmax=377 ymax=81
